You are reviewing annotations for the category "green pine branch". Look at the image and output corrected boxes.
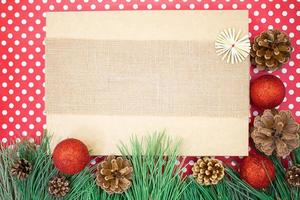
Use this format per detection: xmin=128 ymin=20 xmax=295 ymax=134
xmin=0 ymin=132 xmax=299 ymax=199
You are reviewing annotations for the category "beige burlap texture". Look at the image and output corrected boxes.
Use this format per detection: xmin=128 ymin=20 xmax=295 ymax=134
xmin=45 ymin=11 xmax=249 ymax=156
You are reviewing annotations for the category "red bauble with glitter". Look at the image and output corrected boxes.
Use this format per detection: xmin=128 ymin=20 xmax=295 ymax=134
xmin=53 ymin=138 xmax=90 ymax=175
xmin=240 ymin=154 xmax=275 ymax=189
xmin=250 ymin=75 xmax=285 ymax=109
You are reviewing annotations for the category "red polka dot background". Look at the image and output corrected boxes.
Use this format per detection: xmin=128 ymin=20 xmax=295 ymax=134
xmin=0 ymin=0 xmax=299 ymax=172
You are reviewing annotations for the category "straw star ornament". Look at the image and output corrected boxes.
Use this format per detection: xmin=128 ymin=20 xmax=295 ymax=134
xmin=215 ymin=28 xmax=251 ymax=64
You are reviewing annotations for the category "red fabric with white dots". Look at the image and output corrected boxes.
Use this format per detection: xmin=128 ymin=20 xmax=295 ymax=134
xmin=0 ymin=0 xmax=299 ymax=173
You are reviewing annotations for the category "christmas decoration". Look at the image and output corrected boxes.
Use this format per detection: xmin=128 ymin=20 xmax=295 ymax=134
xmin=240 ymin=154 xmax=275 ymax=189
xmin=251 ymin=109 xmax=300 ymax=157
xmin=1 ymin=132 xmax=300 ymax=200
xmin=11 ymin=159 xmax=32 ymax=180
xmin=250 ymin=29 xmax=292 ymax=71
xmin=215 ymin=28 xmax=250 ymax=64
xmin=286 ymin=165 xmax=300 ymax=187
xmin=48 ymin=175 xmax=70 ymax=198
xmin=192 ymin=157 xmax=225 ymax=186
xmin=96 ymin=155 xmax=133 ymax=194
xmin=250 ymin=75 xmax=285 ymax=109
xmin=53 ymin=138 xmax=90 ymax=175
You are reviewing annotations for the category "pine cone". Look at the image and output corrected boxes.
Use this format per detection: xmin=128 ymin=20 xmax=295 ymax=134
xmin=286 ymin=165 xmax=300 ymax=187
xmin=250 ymin=29 xmax=292 ymax=71
xmin=251 ymin=109 xmax=300 ymax=157
xmin=48 ymin=175 xmax=70 ymax=198
xmin=96 ymin=156 xmax=133 ymax=194
xmin=192 ymin=157 xmax=225 ymax=185
xmin=11 ymin=159 xmax=32 ymax=180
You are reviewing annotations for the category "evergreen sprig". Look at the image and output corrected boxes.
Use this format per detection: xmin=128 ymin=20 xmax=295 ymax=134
xmin=0 ymin=133 xmax=299 ymax=199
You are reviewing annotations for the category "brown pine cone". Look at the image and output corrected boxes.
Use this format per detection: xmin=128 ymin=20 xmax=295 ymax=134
xmin=96 ymin=156 xmax=133 ymax=194
xmin=11 ymin=159 xmax=32 ymax=180
xmin=250 ymin=29 xmax=292 ymax=71
xmin=251 ymin=109 xmax=300 ymax=157
xmin=286 ymin=165 xmax=300 ymax=187
xmin=48 ymin=175 xmax=70 ymax=198
xmin=192 ymin=157 xmax=225 ymax=186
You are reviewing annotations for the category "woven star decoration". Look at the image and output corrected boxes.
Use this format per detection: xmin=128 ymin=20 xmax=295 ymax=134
xmin=215 ymin=28 xmax=251 ymax=64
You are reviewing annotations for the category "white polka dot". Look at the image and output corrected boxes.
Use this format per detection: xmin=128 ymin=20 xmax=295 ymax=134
xmin=15 ymin=124 xmax=20 ymax=129
xmin=77 ymin=4 xmax=82 ymax=10
xmin=204 ymin=3 xmax=209 ymax=9
xmin=261 ymin=18 xmax=266 ymax=23
xmin=2 ymin=96 xmax=7 ymax=102
xmin=189 ymin=4 xmax=195 ymax=9
xmin=296 ymin=54 xmax=300 ymax=60
xmin=2 ymin=124 xmax=7 ymax=129
xmin=296 ymin=111 xmax=300 ymax=117
xmin=254 ymin=10 xmax=259 ymax=16
xmin=289 ymin=75 xmax=294 ymax=81
xmin=261 ymin=3 xmax=266 ymax=9
xmin=232 ymin=4 xmax=238 ymax=9
xmin=90 ymin=4 xmax=96 ymax=10
xmin=21 ymin=89 xmax=27 ymax=95
xmin=289 ymin=90 xmax=294 ymax=95
xmin=63 ymin=5 xmax=68 ymax=10
xmin=36 ymin=117 xmax=41 ymax=123
xmin=289 ymin=4 xmax=295 ymax=9
xmin=283 ymin=97 xmax=287 ymax=102
xmin=231 ymin=161 xmax=237 ymax=166
xmin=253 ymin=111 xmax=258 ymax=116
xmin=289 ymin=18 xmax=295 ymax=24
xmin=188 ymin=160 xmax=195 ymax=165
xmin=29 ymin=110 xmax=34 ymax=116
xmin=246 ymin=3 xmax=252 ymax=9
xmin=49 ymin=5 xmax=55 ymax=10
xmin=2 ymin=138 xmax=7 ymax=143
xmin=288 ymin=104 xmax=294 ymax=109
xmin=281 ymin=68 xmax=287 ymax=74
xmin=175 ymin=3 xmax=181 ymax=9
xmin=9 ymin=131 xmax=14 ymax=136
xmin=22 ymin=131 xmax=28 ymax=136
xmin=268 ymin=11 xmax=274 ymax=16
xmin=147 ymin=4 xmax=152 ymax=9
xmin=282 ymin=25 xmax=287 ymax=31
xmin=282 ymin=11 xmax=288 ymax=16
xmin=118 ymin=4 xmax=124 ymax=9
xmin=254 ymin=25 xmax=259 ymax=31
xmin=2 ymin=110 xmax=7 ymax=115
xmin=36 ymin=131 xmax=42 ymax=136
xmin=90 ymin=159 xmax=96 ymax=165
xmin=275 ymin=18 xmax=280 ymax=23
xmin=296 ymin=97 xmax=300 ymax=102
xmin=296 ymin=82 xmax=300 ymax=88
xmin=132 ymin=4 xmax=138 ymax=9
xmin=268 ymin=25 xmax=273 ymax=30
xmin=104 ymin=4 xmax=110 ymax=9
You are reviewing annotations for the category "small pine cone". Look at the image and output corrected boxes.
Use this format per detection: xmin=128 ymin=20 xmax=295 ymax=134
xmin=48 ymin=175 xmax=70 ymax=198
xmin=11 ymin=159 xmax=32 ymax=180
xmin=96 ymin=156 xmax=133 ymax=194
xmin=192 ymin=157 xmax=225 ymax=186
xmin=250 ymin=29 xmax=292 ymax=71
xmin=286 ymin=165 xmax=300 ymax=187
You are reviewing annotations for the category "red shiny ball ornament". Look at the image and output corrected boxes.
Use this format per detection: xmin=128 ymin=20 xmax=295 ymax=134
xmin=250 ymin=75 xmax=285 ymax=109
xmin=53 ymin=138 xmax=90 ymax=175
xmin=240 ymin=154 xmax=275 ymax=189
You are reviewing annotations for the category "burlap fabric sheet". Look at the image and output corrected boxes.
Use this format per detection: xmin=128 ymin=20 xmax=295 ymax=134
xmin=46 ymin=11 xmax=249 ymax=156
